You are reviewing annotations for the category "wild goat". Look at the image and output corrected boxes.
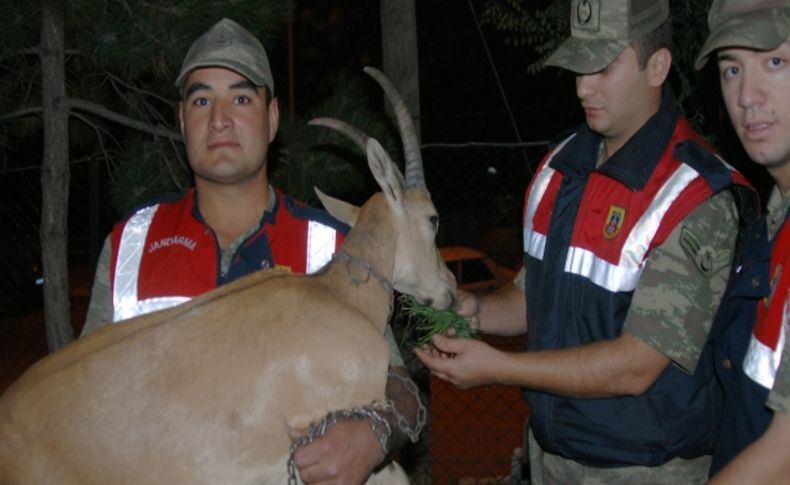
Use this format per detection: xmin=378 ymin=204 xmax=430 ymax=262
xmin=0 ymin=67 xmax=457 ymax=485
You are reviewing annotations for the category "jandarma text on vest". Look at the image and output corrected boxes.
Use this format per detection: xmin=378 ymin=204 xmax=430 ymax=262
xmin=148 ymin=235 xmax=197 ymax=253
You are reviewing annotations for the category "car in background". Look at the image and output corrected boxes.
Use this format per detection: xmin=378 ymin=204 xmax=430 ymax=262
xmin=439 ymin=246 xmax=518 ymax=293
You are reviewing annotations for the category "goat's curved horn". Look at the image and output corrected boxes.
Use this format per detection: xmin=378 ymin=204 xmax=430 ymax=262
xmin=363 ymin=66 xmax=424 ymax=189
xmin=309 ymin=118 xmax=369 ymax=152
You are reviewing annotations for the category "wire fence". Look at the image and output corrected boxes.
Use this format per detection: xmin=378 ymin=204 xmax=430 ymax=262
xmin=0 ymin=140 xmax=548 ymax=484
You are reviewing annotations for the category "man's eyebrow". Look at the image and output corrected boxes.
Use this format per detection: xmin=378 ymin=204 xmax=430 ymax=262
xmin=185 ymin=82 xmax=210 ymax=99
xmin=184 ymin=78 xmax=258 ymax=99
xmin=229 ymin=79 xmax=258 ymax=92
xmin=717 ymin=51 xmax=736 ymax=63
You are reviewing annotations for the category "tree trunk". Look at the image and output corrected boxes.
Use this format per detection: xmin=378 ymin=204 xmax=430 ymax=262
xmin=380 ymin=0 xmax=421 ymax=139
xmin=39 ymin=0 xmax=73 ymax=351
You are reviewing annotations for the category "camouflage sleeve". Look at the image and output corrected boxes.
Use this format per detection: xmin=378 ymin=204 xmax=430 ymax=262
xmin=624 ymin=190 xmax=738 ymax=374
xmin=80 ymin=235 xmax=114 ymax=337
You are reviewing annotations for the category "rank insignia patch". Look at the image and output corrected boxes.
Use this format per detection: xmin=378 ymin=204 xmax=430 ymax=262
xmin=604 ymin=205 xmax=625 ymax=239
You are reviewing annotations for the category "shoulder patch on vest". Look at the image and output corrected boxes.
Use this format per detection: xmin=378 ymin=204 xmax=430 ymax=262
xmin=673 ymin=140 xmax=733 ymax=194
xmin=679 ymin=226 xmax=732 ymax=278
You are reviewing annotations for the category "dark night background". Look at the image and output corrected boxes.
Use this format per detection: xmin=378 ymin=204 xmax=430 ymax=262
xmin=0 ymin=0 xmax=773 ymax=326
xmin=274 ymin=0 xmax=577 ymax=144
xmin=274 ymin=0 xmax=769 ymax=195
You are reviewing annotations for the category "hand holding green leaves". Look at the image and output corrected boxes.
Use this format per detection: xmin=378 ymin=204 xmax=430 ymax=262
xmin=398 ymin=295 xmax=477 ymax=348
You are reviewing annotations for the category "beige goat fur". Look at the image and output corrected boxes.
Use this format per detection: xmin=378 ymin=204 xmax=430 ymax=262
xmin=0 ymin=68 xmax=456 ymax=484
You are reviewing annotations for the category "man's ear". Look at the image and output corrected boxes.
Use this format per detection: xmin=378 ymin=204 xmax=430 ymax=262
xmin=178 ymin=101 xmax=186 ymax=139
xmin=267 ymin=96 xmax=280 ymax=142
xmin=648 ymin=47 xmax=672 ymax=88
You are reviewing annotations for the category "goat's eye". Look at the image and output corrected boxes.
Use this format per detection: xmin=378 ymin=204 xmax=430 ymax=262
xmin=429 ymin=215 xmax=439 ymax=231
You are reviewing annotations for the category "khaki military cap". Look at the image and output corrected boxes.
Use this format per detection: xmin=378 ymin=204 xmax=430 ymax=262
xmin=695 ymin=0 xmax=790 ymax=70
xmin=175 ymin=18 xmax=275 ymax=95
xmin=546 ymin=0 xmax=670 ymax=74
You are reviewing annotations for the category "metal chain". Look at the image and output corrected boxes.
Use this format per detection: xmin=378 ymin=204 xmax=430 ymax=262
xmin=335 ymin=250 xmax=394 ymax=294
xmin=387 ymin=367 xmax=427 ymax=443
xmin=287 ymin=402 xmax=393 ymax=485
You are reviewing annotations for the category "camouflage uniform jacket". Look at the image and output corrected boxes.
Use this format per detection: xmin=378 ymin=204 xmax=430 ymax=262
xmin=522 ymin=90 xmax=755 ymax=472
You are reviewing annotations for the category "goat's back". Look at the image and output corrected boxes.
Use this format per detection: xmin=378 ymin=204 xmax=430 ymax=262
xmin=0 ymin=270 xmax=390 ymax=484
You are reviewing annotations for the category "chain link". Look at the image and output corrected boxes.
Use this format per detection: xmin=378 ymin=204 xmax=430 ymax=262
xmin=287 ymin=401 xmax=393 ymax=485
xmin=335 ymin=249 xmax=394 ymax=293
xmin=387 ymin=367 xmax=426 ymax=443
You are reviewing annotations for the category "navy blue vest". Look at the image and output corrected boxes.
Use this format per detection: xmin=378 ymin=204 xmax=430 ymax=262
xmin=523 ymin=92 xmax=756 ymax=467
xmin=708 ymin=210 xmax=788 ymax=475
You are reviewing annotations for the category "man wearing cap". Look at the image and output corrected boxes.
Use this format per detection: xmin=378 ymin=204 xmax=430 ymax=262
xmin=81 ymin=18 xmax=424 ymax=484
xmin=694 ymin=1 xmax=790 ymax=482
xmin=416 ymin=0 xmax=756 ymax=483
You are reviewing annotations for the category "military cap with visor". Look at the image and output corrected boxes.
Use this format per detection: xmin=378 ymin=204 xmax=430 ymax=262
xmin=175 ymin=18 xmax=275 ymax=96
xmin=546 ymin=0 xmax=670 ymax=74
xmin=694 ymin=0 xmax=790 ymax=70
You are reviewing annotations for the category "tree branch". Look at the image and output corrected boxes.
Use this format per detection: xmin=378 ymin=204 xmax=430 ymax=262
xmin=0 ymin=106 xmax=43 ymax=123
xmin=68 ymin=97 xmax=182 ymax=141
xmin=105 ymin=71 xmax=175 ymax=109
xmin=0 ymin=47 xmax=79 ymax=62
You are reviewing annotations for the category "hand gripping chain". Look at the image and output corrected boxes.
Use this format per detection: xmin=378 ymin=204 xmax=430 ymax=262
xmin=287 ymin=402 xmax=393 ymax=485
xmin=286 ymin=370 xmax=426 ymax=484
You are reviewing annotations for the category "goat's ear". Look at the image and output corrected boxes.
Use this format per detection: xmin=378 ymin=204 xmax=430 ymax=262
xmin=315 ymin=187 xmax=360 ymax=227
xmin=366 ymin=138 xmax=404 ymax=209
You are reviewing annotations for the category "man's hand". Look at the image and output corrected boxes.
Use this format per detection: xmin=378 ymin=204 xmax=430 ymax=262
xmin=455 ymin=289 xmax=480 ymax=331
xmin=414 ymin=334 xmax=504 ymax=389
xmin=292 ymin=418 xmax=383 ymax=484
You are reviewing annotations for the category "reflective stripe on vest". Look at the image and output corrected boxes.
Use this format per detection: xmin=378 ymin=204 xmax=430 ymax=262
xmin=306 ymin=220 xmax=338 ymax=274
xmin=112 ymin=205 xmax=189 ymax=321
xmin=524 ymin=139 xmax=705 ymax=293
xmin=744 ymin=289 xmax=790 ymax=389
xmin=112 ymin=206 xmax=340 ymax=321
xmin=523 ymin=135 xmax=575 ymax=263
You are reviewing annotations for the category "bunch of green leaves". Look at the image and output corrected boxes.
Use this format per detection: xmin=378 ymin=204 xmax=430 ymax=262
xmin=397 ymin=294 xmax=477 ymax=349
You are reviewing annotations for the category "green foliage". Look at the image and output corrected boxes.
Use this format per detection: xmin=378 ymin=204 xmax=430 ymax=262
xmin=0 ymin=2 xmax=39 ymax=53
xmin=66 ymin=0 xmax=288 ymax=87
xmin=273 ymin=69 xmax=400 ymax=206
xmin=397 ymin=295 xmax=476 ymax=349
xmin=109 ymin=137 xmax=191 ymax=214
xmin=669 ymin=1 xmax=717 ymax=137
xmin=481 ymin=0 xmax=715 ymax=136
xmin=482 ymin=0 xmax=568 ymax=75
